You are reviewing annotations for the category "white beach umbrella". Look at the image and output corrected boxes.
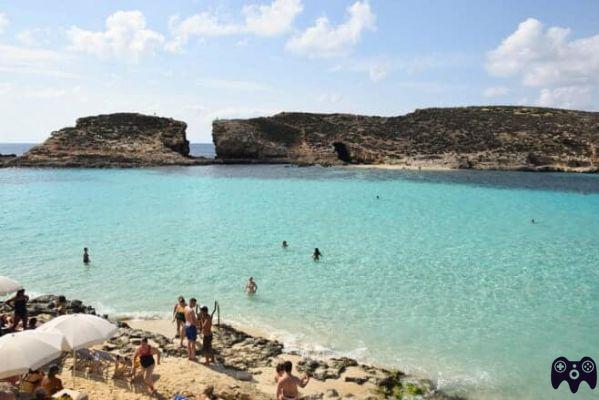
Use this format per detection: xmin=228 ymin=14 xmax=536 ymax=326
xmin=37 ymin=314 xmax=118 ymax=350
xmin=0 ymin=330 xmax=65 ymax=379
xmin=0 ymin=276 xmax=22 ymax=296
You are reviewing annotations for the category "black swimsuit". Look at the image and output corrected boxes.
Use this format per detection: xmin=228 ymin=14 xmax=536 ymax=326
xmin=14 ymin=298 xmax=27 ymax=318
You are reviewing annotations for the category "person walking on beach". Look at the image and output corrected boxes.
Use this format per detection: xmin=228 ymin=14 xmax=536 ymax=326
xmin=172 ymin=296 xmax=187 ymax=347
xmin=132 ymin=338 xmax=161 ymax=395
xmin=199 ymin=302 xmax=217 ymax=365
xmin=6 ymin=288 xmax=29 ymax=330
xmin=184 ymin=298 xmax=199 ymax=361
xmin=276 ymin=361 xmax=310 ymax=400
xmin=83 ymin=247 xmax=90 ymax=264
xmin=245 ymin=277 xmax=257 ymax=295
xmin=312 ymin=248 xmax=322 ymax=261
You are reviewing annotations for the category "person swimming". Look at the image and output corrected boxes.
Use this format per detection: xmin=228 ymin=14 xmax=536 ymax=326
xmin=245 ymin=277 xmax=257 ymax=295
xmin=312 ymin=248 xmax=322 ymax=261
xmin=531 ymin=218 xmax=536 ymax=224
xmin=282 ymin=240 xmax=288 ymax=248
xmin=83 ymin=247 xmax=90 ymax=264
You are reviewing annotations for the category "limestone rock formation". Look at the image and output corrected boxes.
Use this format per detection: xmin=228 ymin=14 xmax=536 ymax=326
xmin=212 ymin=106 xmax=599 ymax=172
xmin=0 ymin=153 xmax=17 ymax=166
xmin=10 ymin=113 xmax=209 ymax=167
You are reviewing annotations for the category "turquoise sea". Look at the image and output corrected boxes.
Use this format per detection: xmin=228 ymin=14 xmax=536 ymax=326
xmin=1 ymin=156 xmax=598 ymax=399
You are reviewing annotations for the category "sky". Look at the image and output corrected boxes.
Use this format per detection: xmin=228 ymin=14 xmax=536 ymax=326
xmin=0 ymin=0 xmax=598 ymax=143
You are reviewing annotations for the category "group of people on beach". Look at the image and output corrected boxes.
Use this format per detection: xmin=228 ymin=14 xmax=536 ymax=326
xmin=1 ymin=290 xmax=68 ymax=336
xmin=172 ymin=296 xmax=217 ymax=364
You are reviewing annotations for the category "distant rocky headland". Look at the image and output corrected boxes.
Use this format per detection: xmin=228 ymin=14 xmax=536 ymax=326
xmin=3 ymin=113 xmax=211 ymax=168
xmin=3 ymin=106 xmax=599 ymax=172
xmin=213 ymin=106 xmax=599 ymax=173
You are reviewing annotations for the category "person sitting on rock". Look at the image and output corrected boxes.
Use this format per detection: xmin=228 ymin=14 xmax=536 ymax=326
xmin=132 ymin=338 xmax=160 ymax=395
xmin=276 ymin=361 xmax=310 ymax=400
xmin=244 ymin=277 xmax=257 ymax=295
xmin=83 ymin=247 xmax=90 ymax=264
xmin=41 ymin=366 xmax=62 ymax=396
xmin=55 ymin=296 xmax=67 ymax=316
xmin=312 ymin=248 xmax=322 ymax=261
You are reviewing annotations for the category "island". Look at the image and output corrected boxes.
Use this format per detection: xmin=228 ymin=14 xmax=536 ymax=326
xmin=213 ymin=106 xmax=599 ymax=172
xmin=7 ymin=113 xmax=211 ymax=168
xmin=3 ymin=106 xmax=599 ymax=172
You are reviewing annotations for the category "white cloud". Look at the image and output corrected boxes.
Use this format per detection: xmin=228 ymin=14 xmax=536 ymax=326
xmin=0 ymin=13 xmax=9 ymax=34
xmin=195 ymin=78 xmax=272 ymax=92
xmin=368 ymin=62 xmax=390 ymax=83
xmin=483 ymin=86 xmax=509 ymax=98
xmin=16 ymin=29 xmax=51 ymax=47
xmin=67 ymin=10 xmax=165 ymax=61
xmin=486 ymin=18 xmax=599 ymax=87
xmin=286 ymin=1 xmax=376 ymax=58
xmin=166 ymin=0 xmax=302 ymax=52
xmin=536 ymin=86 xmax=592 ymax=109
xmin=0 ymin=44 xmax=79 ymax=78
xmin=486 ymin=18 xmax=599 ymax=110
xmin=244 ymin=0 xmax=303 ymax=36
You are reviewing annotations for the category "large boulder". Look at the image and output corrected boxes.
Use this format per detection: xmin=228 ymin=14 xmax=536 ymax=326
xmin=10 ymin=113 xmax=210 ymax=167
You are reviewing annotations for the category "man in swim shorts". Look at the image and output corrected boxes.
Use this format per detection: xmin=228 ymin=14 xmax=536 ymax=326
xmin=276 ymin=361 xmax=310 ymax=400
xmin=199 ymin=303 xmax=217 ymax=365
xmin=184 ymin=298 xmax=199 ymax=361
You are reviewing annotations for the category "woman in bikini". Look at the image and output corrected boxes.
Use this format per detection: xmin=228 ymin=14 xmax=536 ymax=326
xmin=172 ymin=296 xmax=187 ymax=347
xmin=132 ymin=338 xmax=161 ymax=395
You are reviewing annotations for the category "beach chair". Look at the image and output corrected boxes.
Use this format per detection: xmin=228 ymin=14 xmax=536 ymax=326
xmin=72 ymin=348 xmax=95 ymax=377
xmin=88 ymin=350 xmax=115 ymax=379
xmin=111 ymin=355 xmax=134 ymax=390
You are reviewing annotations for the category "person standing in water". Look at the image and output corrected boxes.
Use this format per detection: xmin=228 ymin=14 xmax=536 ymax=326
xmin=282 ymin=240 xmax=288 ymax=249
xmin=199 ymin=302 xmax=217 ymax=365
xmin=312 ymin=248 xmax=322 ymax=261
xmin=83 ymin=248 xmax=90 ymax=264
xmin=184 ymin=298 xmax=199 ymax=361
xmin=245 ymin=277 xmax=257 ymax=294
xmin=172 ymin=296 xmax=187 ymax=348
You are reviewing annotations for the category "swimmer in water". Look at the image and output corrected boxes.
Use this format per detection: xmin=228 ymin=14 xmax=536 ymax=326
xmin=531 ymin=219 xmax=536 ymax=224
xmin=83 ymin=247 xmax=90 ymax=264
xmin=282 ymin=240 xmax=288 ymax=248
xmin=245 ymin=277 xmax=257 ymax=295
xmin=312 ymin=248 xmax=322 ymax=261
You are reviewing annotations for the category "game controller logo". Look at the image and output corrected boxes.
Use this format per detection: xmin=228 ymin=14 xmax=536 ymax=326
xmin=551 ymin=356 xmax=597 ymax=393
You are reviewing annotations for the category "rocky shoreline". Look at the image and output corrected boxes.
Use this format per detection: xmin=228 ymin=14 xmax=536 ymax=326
xmin=1 ymin=295 xmax=466 ymax=399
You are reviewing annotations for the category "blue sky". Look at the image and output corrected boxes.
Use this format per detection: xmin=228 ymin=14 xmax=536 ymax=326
xmin=0 ymin=0 xmax=598 ymax=142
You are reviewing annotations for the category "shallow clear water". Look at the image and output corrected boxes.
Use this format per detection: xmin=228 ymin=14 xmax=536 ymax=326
xmin=1 ymin=165 xmax=598 ymax=399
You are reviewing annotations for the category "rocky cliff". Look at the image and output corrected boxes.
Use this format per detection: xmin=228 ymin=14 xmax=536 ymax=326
xmin=9 ymin=113 xmax=209 ymax=167
xmin=212 ymin=106 xmax=599 ymax=172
